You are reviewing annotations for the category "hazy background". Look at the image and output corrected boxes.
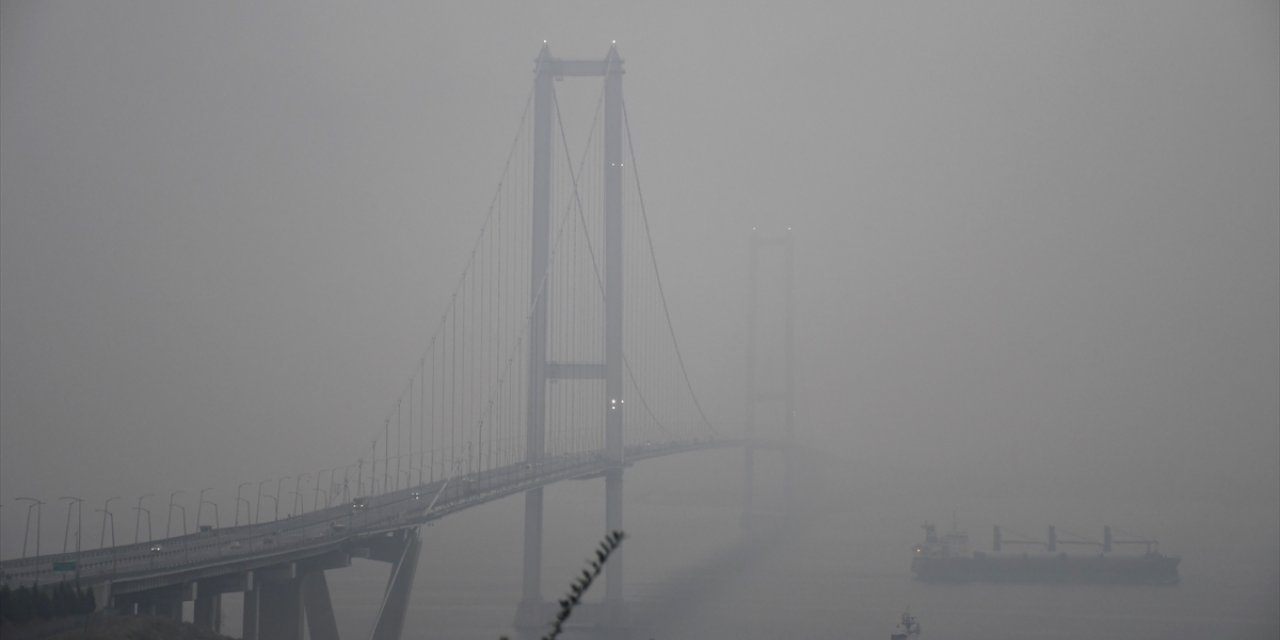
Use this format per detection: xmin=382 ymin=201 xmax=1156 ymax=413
xmin=2 ymin=1 xmax=1277 ymax=636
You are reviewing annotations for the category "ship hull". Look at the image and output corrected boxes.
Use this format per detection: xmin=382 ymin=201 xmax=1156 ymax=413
xmin=911 ymin=553 xmax=1180 ymax=584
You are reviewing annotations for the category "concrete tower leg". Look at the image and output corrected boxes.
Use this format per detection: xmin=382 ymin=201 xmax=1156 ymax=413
xmin=516 ymin=40 xmax=628 ymax=640
xmin=302 ymin=571 xmax=341 ymax=640
xmin=149 ymin=586 xmax=184 ymax=622
xmin=782 ymin=233 xmax=795 ymax=514
xmin=193 ymin=591 xmax=221 ymax=632
xmin=742 ymin=230 xmax=795 ymax=532
xmin=744 ymin=231 xmax=760 ymax=522
xmin=242 ymin=586 xmax=259 ymax=640
xmin=519 ymin=486 xmax=545 ymax=608
xmin=602 ymin=39 xmax=625 ymax=614
xmin=370 ymin=530 xmax=423 ymax=640
xmin=604 ymin=469 xmax=624 ymax=604
xmin=603 ymin=468 xmax=630 ymax=634
xmin=258 ymin=578 xmax=303 ymax=640
xmin=517 ymin=42 xmax=555 ymax=640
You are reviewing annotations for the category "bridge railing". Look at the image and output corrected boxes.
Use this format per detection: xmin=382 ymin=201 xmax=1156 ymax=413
xmin=1 ymin=437 xmax=736 ymax=588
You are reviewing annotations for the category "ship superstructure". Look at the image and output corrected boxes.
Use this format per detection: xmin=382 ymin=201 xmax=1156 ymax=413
xmin=889 ymin=611 xmax=922 ymax=640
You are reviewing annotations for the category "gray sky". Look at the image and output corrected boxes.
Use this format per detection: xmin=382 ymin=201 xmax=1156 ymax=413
xmin=2 ymin=0 xmax=1276 ymax=572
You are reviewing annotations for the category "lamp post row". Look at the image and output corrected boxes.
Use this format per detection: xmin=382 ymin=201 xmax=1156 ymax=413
xmin=7 ymin=458 xmax=387 ymax=559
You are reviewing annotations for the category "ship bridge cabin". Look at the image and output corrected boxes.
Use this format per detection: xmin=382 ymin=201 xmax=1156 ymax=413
xmin=914 ymin=522 xmax=970 ymax=559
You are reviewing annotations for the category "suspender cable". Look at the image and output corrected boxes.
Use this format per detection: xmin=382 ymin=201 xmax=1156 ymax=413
xmin=622 ymin=98 xmax=717 ymax=437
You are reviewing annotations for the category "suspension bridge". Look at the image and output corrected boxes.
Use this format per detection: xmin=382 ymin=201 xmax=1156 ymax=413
xmin=0 ymin=45 xmax=796 ymax=640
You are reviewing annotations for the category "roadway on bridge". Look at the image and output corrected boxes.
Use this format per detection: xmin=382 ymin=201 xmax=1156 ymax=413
xmin=0 ymin=439 xmax=733 ymax=592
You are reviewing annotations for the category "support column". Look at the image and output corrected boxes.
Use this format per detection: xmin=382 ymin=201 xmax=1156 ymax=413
xmin=370 ymin=530 xmax=423 ymax=640
xmin=743 ymin=229 xmax=796 ymax=529
xmin=604 ymin=468 xmax=624 ymax=604
xmin=242 ymin=586 xmax=259 ymax=640
xmin=782 ymin=231 xmax=796 ymax=513
xmin=149 ymin=586 xmax=184 ymax=622
xmin=93 ymin=582 xmax=112 ymax=613
xmin=602 ymin=40 xmax=626 ymax=608
xmin=258 ymin=578 xmax=303 ymax=640
xmin=521 ymin=488 xmax=545 ymax=603
xmin=744 ymin=230 xmax=759 ymax=517
xmin=517 ymin=41 xmax=627 ymax=637
xmin=302 ymin=572 xmax=340 ymax=640
xmin=521 ymin=41 xmax=555 ymax=614
xmin=193 ymin=591 xmax=221 ymax=633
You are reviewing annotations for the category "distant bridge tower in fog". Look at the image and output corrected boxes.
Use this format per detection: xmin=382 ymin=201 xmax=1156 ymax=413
xmin=743 ymin=227 xmax=797 ymax=528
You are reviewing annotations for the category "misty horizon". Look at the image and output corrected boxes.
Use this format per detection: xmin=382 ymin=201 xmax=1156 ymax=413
xmin=2 ymin=2 xmax=1276 ymax=639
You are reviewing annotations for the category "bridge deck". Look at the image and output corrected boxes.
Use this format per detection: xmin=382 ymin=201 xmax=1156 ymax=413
xmin=0 ymin=439 xmax=737 ymax=592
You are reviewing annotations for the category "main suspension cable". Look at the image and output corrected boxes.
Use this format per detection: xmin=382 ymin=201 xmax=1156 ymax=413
xmin=622 ymin=96 xmax=718 ymax=437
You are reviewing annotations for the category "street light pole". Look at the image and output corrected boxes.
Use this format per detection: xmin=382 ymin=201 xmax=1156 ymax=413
xmin=166 ymin=491 xmax=184 ymax=538
xmin=58 ymin=496 xmax=83 ymax=554
xmin=256 ymin=479 xmax=270 ymax=525
xmin=62 ymin=496 xmax=84 ymax=581
xmin=394 ymin=400 xmax=401 ymax=493
xmin=197 ymin=488 xmax=216 ymax=529
xmin=294 ymin=473 xmax=310 ymax=515
xmin=99 ymin=497 xmax=119 ymax=548
xmin=314 ymin=468 xmax=327 ymax=511
xmin=236 ymin=482 xmax=252 ymax=526
xmin=177 ymin=503 xmax=190 ymax=563
xmin=132 ymin=506 xmax=152 ymax=543
xmin=259 ymin=494 xmax=277 ymax=524
xmin=16 ymin=497 xmax=44 ymax=559
xmin=133 ymin=494 xmax=153 ymax=543
xmin=94 ymin=508 xmax=117 ymax=573
xmin=274 ymin=478 xmax=283 ymax=521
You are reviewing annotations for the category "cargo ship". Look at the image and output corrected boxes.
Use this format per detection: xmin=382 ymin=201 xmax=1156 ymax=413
xmin=911 ymin=522 xmax=1179 ymax=584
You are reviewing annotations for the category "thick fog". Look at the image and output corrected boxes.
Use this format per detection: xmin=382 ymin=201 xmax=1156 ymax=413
xmin=2 ymin=1 xmax=1277 ymax=637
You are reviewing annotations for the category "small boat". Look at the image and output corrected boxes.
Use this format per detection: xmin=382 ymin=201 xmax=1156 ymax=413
xmin=890 ymin=610 xmax=921 ymax=640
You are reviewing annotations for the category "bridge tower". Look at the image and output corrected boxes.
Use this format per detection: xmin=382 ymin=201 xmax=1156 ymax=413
xmin=743 ymin=228 xmax=796 ymax=531
xmin=518 ymin=43 xmax=628 ymax=637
